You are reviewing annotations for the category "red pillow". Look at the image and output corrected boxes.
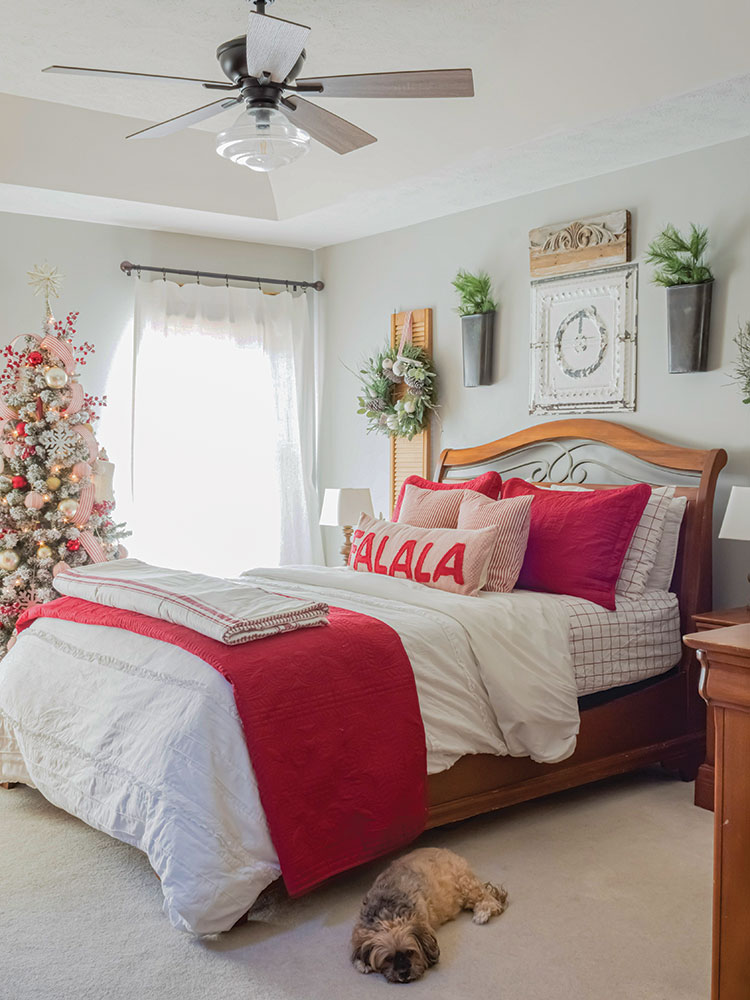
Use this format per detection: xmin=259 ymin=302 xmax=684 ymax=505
xmin=392 ymin=471 xmax=502 ymax=520
xmin=501 ymin=478 xmax=651 ymax=610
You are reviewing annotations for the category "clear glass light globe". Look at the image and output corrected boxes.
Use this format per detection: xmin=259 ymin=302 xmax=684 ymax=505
xmin=215 ymin=107 xmax=310 ymax=173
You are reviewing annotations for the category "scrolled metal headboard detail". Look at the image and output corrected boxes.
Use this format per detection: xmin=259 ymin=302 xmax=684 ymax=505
xmin=440 ymin=438 xmax=704 ymax=487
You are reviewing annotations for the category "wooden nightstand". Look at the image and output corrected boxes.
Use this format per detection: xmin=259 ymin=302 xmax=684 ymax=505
xmin=684 ymin=624 xmax=750 ymax=1000
xmin=692 ymin=605 xmax=750 ymax=810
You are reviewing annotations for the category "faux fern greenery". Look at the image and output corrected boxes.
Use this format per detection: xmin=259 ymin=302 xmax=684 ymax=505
xmin=452 ymin=269 xmax=497 ymax=316
xmin=645 ymin=223 xmax=713 ymax=287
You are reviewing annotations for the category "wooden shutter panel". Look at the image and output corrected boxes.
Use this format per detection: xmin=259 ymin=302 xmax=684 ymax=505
xmin=389 ymin=308 xmax=433 ymax=515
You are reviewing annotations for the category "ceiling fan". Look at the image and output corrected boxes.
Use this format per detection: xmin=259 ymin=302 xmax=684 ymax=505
xmin=42 ymin=0 xmax=475 ymax=173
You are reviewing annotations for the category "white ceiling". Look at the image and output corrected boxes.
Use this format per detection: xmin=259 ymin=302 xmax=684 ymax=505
xmin=2 ymin=0 xmax=750 ymax=249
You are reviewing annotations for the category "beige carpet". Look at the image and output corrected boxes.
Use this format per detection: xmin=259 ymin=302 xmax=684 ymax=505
xmin=1 ymin=769 xmax=712 ymax=1000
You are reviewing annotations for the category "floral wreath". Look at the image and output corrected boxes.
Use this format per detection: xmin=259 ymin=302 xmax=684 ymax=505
xmin=357 ymin=339 xmax=437 ymax=440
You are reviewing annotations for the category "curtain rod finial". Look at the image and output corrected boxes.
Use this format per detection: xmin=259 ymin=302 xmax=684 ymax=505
xmin=313 ymin=280 xmax=325 ymax=291
xmin=120 ymin=261 xmax=134 ymax=276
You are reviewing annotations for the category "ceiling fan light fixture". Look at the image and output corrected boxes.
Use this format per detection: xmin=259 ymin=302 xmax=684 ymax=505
xmin=215 ymin=107 xmax=310 ymax=172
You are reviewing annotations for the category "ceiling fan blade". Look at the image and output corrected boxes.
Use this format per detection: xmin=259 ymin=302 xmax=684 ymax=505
xmin=126 ymin=96 xmax=242 ymax=140
xmin=295 ymin=68 xmax=474 ymax=99
xmin=246 ymin=12 xmax=310 ymax=84
xmin=281 ymin=96 xmax=376 ymax=154
xmin=42 ymin=65 xmax=235 ymax=87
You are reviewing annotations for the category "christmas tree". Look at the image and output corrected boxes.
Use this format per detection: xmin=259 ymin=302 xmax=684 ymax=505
xmin=0 ymin=264 xmax=129 ymax=653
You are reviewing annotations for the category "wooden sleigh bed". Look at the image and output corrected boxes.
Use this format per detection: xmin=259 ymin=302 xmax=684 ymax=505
xmin=425 ymin=418 xmax=726 ymax=828
xmin=0 ymin=417 xmax=728 ymax=926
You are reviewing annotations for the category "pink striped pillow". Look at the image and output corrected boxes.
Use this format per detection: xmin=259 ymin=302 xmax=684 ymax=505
xmin=456 ymin=493 xmax=533 ymax=592
xmin=396 ymin=484 xmax=469 ymax=529
xmin=348 ymin=513 xmax=498 ymax=596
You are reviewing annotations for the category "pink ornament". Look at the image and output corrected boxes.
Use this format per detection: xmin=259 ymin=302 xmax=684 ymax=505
xmin=3 ymin=442 xmax=14 ymax=458
xmin=117 ymin=545 xmax=129 ymax=559
xmin=52 ymin=561 xmax=69 ymax=578
xmin=72 ymin=461 xmax=92 ymax=479
xmin=6 ymin=636 xmax=16 ymax=651
xmin=24 ymin=492 xmax=44 ymax=510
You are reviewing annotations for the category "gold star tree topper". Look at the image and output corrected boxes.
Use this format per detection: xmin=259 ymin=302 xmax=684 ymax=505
xmin=27 ymin=262 xmax=64 ymax=324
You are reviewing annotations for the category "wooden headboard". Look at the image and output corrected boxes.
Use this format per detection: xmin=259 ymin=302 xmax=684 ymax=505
xmin=435 ymin=418 xmax=727 ymax=634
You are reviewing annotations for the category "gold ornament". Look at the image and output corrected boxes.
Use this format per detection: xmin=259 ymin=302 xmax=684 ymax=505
xmin=58 ymin=498 xmax=78 ymax=518
xmin=37 ymin=545 xmax=53 ymax=560
xmin=45 ymin=367 xmax=69 ymax=389
xmin=46 ymin=476 xmax=61 ymax=491
xmin=0 ymin=550 xmax=20 ymax=571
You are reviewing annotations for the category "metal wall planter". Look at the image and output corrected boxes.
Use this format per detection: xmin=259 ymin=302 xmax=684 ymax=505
xmin=666 ymin=280 xmax=713 ymax=373
xmin=461 ymin=311 xmax=495 ymax=386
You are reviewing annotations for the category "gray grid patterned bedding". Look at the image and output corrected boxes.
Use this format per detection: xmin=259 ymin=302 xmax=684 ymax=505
xmin=559 ymin=591 xmax=682 ymax=696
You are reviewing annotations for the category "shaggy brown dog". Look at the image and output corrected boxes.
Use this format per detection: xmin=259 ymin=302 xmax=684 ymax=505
xmin=351 ymin=847 xmax=507 ymax=983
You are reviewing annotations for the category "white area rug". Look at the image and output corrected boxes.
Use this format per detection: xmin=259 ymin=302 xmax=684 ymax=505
xmin=1 ymin=769 xmax=711 ymax=1000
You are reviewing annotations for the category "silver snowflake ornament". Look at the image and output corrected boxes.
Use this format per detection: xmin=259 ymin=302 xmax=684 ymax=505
xmin=39 ymin=423 xmax=80 ymax=463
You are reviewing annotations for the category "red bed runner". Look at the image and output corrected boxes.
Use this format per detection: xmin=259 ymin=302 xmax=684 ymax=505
xmin=17 ymin=596 xmax=427 ymax=895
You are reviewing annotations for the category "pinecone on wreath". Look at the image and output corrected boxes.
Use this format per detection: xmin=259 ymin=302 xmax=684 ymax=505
xmin=365 ymin=396 xmax=388 ymax=412
xmin=404 ymin=369 xmax=426 ymax=393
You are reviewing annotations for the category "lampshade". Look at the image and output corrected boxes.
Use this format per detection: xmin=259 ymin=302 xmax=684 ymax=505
xmin=319 ymin=488 xmax=374 ymax=527
xmin=215 ymin=107 xmax=310 ymax=173
xmin=719 ymin=486 xmax=750 ymax=541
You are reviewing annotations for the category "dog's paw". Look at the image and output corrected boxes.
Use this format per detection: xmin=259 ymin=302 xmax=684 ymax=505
xmin=485 ymin=882 xmax=508 ymax=905
xmin=353 ymin=959 xmax=372 ymax=974
xmin=472 ymin=887 xmax=508 ymax=924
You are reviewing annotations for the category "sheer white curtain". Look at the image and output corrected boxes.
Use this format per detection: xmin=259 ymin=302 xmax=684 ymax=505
xmin=127 ymin=279 xmax=322 ymax=577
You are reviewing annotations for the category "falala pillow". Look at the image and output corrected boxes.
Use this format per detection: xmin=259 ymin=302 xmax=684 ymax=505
xmin=348 ymin=513 xmax=498 ymax=597
xmin=501 ymin=478 xmax=651 ymax=610
xmin=397 ymin=483 xmax=471 ymax=529
xmin=392 ymin=471 xmax=502 ymax=521
xmin=456 ymin=492 xmax=533 ymax=592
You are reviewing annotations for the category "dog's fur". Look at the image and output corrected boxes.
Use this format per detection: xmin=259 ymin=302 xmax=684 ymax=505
xmin=351 ymin=847 xmax=507 ymax=983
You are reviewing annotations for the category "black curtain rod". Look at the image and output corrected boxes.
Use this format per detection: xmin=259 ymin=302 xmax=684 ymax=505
xmin=120 ymin=260 xmax=324 ymax=291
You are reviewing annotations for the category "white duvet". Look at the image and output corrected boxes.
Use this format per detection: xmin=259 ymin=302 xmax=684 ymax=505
xmin=0 ymin=566 xmax=578 ymax=935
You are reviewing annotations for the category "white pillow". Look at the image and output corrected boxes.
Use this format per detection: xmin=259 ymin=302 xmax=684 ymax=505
xmin=545 ymin=482 xmax=673 ymax=598
xmin=646 ymin=494 xmax=687 ymax=591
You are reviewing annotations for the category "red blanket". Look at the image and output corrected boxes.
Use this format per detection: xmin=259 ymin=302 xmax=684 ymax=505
xmin=17 ymin=596 xmax=427 ymax=895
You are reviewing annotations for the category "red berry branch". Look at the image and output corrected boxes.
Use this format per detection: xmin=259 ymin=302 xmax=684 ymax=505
xmin=0 ymin=345 xmax=23 ymax=393
xmin=83 ymin=393 xmax=108 ymax=419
